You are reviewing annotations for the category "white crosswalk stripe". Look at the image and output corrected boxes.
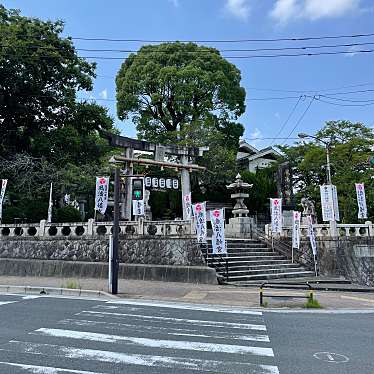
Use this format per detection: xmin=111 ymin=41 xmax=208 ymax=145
xmin=0 ymin=300 xmax=280 ymax=374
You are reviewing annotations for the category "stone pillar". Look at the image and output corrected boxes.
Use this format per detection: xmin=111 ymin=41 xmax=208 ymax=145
xmin=181 ymin=154 xmax=191 ymax=220
xmin=366 ymin=221 xmax=373 ymax=237
xmin=122 ymin=147 xmax=134 ymax=221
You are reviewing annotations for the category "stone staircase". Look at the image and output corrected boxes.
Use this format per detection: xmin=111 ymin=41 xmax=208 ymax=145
xmin=205 ymin=238 xmax=314 ymax=283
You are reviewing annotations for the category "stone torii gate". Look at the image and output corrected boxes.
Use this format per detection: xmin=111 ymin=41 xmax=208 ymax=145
xmin=103 ymin=132 xmax=207 ymax=220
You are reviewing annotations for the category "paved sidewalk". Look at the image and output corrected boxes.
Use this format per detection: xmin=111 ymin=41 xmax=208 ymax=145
xmin=1 ymin=275 xmax=374 ymax=309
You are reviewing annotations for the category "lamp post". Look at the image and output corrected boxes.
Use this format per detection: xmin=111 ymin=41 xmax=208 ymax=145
xmin=298 ymin=133 xmax=338 ymax=237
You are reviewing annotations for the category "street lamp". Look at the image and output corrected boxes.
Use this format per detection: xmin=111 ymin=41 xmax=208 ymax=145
xmin=297 ymin=133 xmax=338 ymax=237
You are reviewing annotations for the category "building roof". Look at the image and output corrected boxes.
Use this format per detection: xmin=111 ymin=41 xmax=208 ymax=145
xmin=237 ymin=140 xmax=281 ymax=161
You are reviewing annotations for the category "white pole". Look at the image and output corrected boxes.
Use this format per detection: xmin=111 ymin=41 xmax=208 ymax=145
xmin=108 ymin=234 xmax=113 ymax=293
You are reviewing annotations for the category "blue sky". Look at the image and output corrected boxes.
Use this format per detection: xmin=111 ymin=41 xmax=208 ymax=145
xmin=3 ymin=0 xmax=374 ymax=148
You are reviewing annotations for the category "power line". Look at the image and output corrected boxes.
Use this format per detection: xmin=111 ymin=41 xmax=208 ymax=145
xmin=314 ymin=97 xmax=374 ymax=107
xmin=271 ymin=96 xmax=303 ymax=146
xmin=2 ymin=48 xmax=374 ymax=61
xmin=3 ymin=40 xmax=374 ymax=54
xmin=282 ymin=97 xmax=315 ymax=145
xmin=68 ymin=32 xmax=374 ymax=43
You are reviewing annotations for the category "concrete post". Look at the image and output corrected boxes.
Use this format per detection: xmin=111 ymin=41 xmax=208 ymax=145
xmin=39 ymin=220 xmax=46 ymax=237
xmin=87 ymin=218 xmax=94 ymax=236
xmin=180 ymin=154 xmax=191 ymax=220
xmin=366 ymin=221 xmax=373 ymax=237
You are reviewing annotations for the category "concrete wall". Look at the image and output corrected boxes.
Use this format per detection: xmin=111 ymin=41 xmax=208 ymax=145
xmin=0 ymin=259 xmax=217 ymax=284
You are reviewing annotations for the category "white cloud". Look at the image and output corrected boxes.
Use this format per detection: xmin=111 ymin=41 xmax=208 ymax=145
xmin=270 ymin=0 xmax=360 ymax=24
xmin=100 ymin=89 xmax=108 ymax=100
xmin=249 ymin=127 xmax=263 ymax=147
xmin=224 ymin=0 xmax=251 ymax=20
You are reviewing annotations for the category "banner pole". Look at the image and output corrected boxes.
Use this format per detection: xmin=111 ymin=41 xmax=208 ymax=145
xmin=314 ymin=254 xmax=318 ymax=277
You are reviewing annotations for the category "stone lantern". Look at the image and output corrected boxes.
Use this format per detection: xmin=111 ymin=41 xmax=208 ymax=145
xmin=226 ymin=174 xmax=255 ymax=238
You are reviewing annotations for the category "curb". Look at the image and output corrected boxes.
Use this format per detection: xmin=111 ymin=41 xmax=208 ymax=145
xmin=0 ymin=284 xmax=116 ymax=299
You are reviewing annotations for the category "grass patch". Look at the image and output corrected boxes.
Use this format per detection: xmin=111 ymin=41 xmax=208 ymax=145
xmin=304 ymin=296 xmax=322 ymax=309
xmin=61 ymin=280 xmax=81 ymax=289
xmin=261 ymin=301 xmax=269 ymax=308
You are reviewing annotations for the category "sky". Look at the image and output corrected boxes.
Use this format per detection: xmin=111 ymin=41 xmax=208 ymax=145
xmin=3 ymin=0 xmax=374 ymax=149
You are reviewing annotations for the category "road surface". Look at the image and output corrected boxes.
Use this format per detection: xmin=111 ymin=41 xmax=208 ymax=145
xmin=0 ymin=293 xmax=373 ymax=373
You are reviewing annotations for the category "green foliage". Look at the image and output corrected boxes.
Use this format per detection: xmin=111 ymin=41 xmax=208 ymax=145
xmin=61 ymin=280 xmax=80 ymax=289
xmin=241 ymin=168 xmax=278 ymax=214
xmin=279 ymin=121 xmax=374 ymax=222
xmin=304 ymin=295 xmax=322 ymax=309
xmin=0 ymin=6 xmax=118 ymax=222
xmin=116 ymin=42 xmax=246 ymax=145
xmin=55 ymin=206 xmax=82 ymax=223
xmin=0 ymin=5 xmax=97 ymax=156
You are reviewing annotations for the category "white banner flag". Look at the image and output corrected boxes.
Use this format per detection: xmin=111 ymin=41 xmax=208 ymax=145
xmin=355 ymin=183 xmax=368 ymax=219
xmin=292 ymin=211 xmax=301 ymax=250
xmin=270 ymin=198 xmax=283 ymax=234
xmin=307 ymin=215 xmax=317 ymax=256
xmin=183 ymin=193 xmax=192 ymax=220
xmin=95 ymin=177 xmax=109 ymax=215
xmin=192 ymin=202 xmax=207 ymax=243
xmin=320 ymin=185 xmax=334 ymax=221
xmin=210 ymin=209 xmax=226 ymax=254
xmin=47 ymin=182 xmax=53 ymax=223
xmin=320 ymin=184 xmax=340 ymax=221
xmin=132 ymin=200 xmax=145 ymax=216
xmin=331 ymin=185 xmax=340 ymax=222
xmin=0 ymin=179 xmax=8 ymax=221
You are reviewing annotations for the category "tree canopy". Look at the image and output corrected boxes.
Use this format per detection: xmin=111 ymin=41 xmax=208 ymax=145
xmin=0 ymin=5 xmax=117 ymax=222
xmin=116 ymin=42 xmax=246 ymax=145
xmin=279 ymin=120 xmax=374 ymax=222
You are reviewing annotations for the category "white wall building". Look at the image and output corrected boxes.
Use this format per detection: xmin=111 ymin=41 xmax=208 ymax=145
xmin=237 ymin=140 xmax=281 ymax=173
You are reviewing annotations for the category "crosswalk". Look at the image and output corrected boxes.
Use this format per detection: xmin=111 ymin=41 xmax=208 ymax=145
xmin=0 ymin=299 xmax=279 ymax=373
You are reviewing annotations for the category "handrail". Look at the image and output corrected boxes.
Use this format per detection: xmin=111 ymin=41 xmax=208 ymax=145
xmin=254 ymin=227 xmax=314 ymax=270
xmin=259 ymin=281 xmax=314 ymax=306
xmin=200 ymin=244 xmax=229 ymax=283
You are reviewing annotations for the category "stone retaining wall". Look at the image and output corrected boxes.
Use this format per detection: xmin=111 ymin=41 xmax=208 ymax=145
xmin=0 ymin=237 xmax=204 ymax=266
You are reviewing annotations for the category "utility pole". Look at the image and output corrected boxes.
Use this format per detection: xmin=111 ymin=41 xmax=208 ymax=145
xmin=111 ymin=167 xmax=120 ymax=295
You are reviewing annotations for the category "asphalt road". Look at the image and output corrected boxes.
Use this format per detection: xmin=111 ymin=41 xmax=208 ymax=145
xmin=0 ymin=293 xmax=373 ymax=373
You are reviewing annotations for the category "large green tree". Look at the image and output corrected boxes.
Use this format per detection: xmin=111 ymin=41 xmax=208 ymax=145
xmin=115 ymin=42 xmax=245 ymax=145
xmin=0 ymin=5 xmax=99 ymax=156
xmin=279 ymin=121 xmax=374 ymax=222
xmin=116 ymin=42 xmax=246 ymax=203
xmin=0 ymin=6 xmax=117 ymax=222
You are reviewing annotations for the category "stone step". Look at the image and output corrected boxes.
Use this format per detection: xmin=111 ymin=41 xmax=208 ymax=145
xmin=222 ymin=263 xmax=302 ymax=271
xmin=217 ymin=267 xmax=307 ymax=277
xmin=225 ymin=271 xmax=316 ymax=281
xmin=208 ymin=259 xmax=291 ymax=266
xmin=207 ymin=254 xmax=286 ymax=261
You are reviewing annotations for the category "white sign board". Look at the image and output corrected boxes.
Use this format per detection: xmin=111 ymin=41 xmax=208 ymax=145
xmin=47 ymin=182 xmax=53 ymax=223
xmin=270 ymin=198 xmax=283 ymax=234
xmin=132 ymin=200 xmax=145 ymax=216
xmin=332 ymin=185 xmax=340 ymax=221
xmin=95 ymin=177 xmax=109 ymax=215
xmin=355 ymin=183 xmax=368 ymax=219
xmin=192 ymin=202 xmax=207 ymax=243
xmin=292 ymin=211 xmax=301 ymax=250
xmin=210 ymin=209 xmax=226 ymax=254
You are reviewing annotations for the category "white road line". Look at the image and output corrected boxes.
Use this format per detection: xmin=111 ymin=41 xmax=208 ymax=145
xmin=0 ymin=301 xmax=16 ymax=306
xmin=78 ymin=310 xmax=267 ymax=331
xmin=105 ymin=299 xmax=263 ymax=315
xmin=0 ymin=361 xmax=105 ymax=374
xmin=3 ymin=342 xmax=279 ymax=374
xmin=59 ymin=319 xmax=270 ymax=342
xmin=35 ymin=328 xmax=274 ymax=357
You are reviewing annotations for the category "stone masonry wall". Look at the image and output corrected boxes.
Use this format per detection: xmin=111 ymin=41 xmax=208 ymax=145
xmin=296 ymin=237 xmax=374 ymax=286
xmin=0 ymin=237 xmax=205 ymax=267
